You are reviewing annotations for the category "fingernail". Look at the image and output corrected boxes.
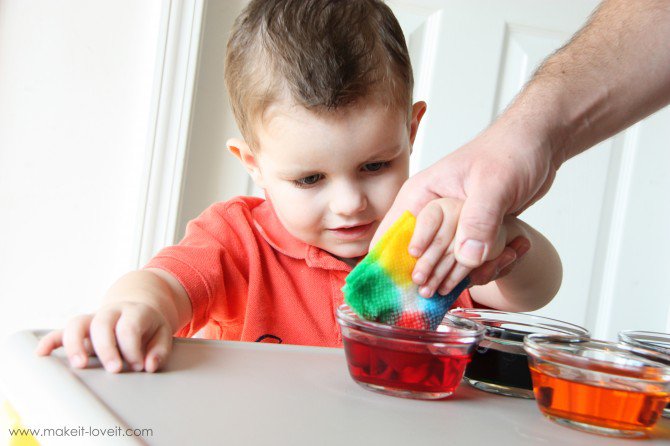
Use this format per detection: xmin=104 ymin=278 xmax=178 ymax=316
xmin=459 ymin=239 xmax=485 ymax=264
xmin=409 ymin=247 xmax=420 ymax=257
xmin=419 ymin=286 xmax=432 ymax=298
xmin=517 ymin=240 xmax=531 ymax=258
xmin=500 ymin=251 xmax=517 ymax=269
xmin=145 ymin=356 xmax=161 ymax=373
xmin=413 ymin=272 xmax=426 ymax=285
xmin=71 ymin=354 xmax=84 ymax=367
xmin=106 ymin=360 xmax=121 ymax=373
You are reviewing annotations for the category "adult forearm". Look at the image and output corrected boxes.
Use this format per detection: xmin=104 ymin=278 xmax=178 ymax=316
xmin=504 ymin=0 xmax=670 ymax=168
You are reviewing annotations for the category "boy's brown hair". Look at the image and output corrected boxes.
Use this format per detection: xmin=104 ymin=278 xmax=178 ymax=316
xmin=224 ymin=0 xmax=414 ymax=149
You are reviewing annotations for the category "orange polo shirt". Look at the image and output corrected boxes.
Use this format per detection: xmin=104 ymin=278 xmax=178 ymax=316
xmin=145 ymin=196 xmax=475 ymax=347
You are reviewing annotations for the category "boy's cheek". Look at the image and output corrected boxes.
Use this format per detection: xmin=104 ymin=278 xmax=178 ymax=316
xmin=269 ymin=190 xmax=320 ymax=228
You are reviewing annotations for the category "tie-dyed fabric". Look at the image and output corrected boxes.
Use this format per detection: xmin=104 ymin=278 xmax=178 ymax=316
xmin=343 ymin=211 xmax=469 ymax=330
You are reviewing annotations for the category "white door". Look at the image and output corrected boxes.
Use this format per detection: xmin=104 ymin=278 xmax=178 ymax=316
xmin=389 ymin=0 xmax=670 ymax=339
xmin=177 ymin=1 xmax=670 ymax=340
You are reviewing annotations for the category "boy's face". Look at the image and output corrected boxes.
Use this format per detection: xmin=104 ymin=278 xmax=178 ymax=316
xmin=229 ymin=99 xmax=425 ymax=263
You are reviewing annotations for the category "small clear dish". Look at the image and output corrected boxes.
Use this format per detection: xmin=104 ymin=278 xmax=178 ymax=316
xmin=524 ymin=334 xmax=670 ymax=438
xmin=336 ymin=304 xmax=484 ymax=399
xmin=448 ymin=308 xmax=588 ymax=398
xmin=618 ymin=330 xmax=670 ymax=418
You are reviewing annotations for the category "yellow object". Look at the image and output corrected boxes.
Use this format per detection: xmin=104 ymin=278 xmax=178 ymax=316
xmin=1 ymin=400 xmax=40 ymax=446
xmin=343 ymin=210 xmax=469 ymax=329
xmin=374 ymin=211 xmax=417 ymax=288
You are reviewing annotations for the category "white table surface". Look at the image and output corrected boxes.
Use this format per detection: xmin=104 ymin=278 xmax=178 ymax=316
xmin=1 ymin=330 xmax=669 ymax=446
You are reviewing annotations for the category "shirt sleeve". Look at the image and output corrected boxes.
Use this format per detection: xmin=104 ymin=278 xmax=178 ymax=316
xmin=453 ymin=288 xmax=495 ymax=310
xmin=144 ymin=200 xmax=256 ymax=337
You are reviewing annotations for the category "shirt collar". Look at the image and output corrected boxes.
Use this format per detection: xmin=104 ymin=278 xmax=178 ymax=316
xmin=251 ymin=199 xmax=352 ymax=272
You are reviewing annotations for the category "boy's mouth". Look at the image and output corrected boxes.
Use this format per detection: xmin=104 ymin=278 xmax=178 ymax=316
xmin=328 ymin=221 xmax=375 ymax=241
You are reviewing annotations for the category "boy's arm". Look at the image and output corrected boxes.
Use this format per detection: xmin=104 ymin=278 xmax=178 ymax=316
xmin=36 ymin=269 xmax=192 ymax=373
xmin=120 ymin=268 xmax=193 ymax=335
xmin=406 ymin=197 xmax=560 ymax=311
xmin=469 ymin=216 xmax=562 ymax=312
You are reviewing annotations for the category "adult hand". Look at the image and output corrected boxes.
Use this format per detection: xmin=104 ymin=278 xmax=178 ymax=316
xmin=374 ymin=0 xmax=670 ymax=296
xmin=373 ymin=117 xmax=556 ymax=295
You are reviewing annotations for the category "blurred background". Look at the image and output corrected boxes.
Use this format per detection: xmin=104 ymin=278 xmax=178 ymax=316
xmin=1 ymin=0 xmax=669 ymax=344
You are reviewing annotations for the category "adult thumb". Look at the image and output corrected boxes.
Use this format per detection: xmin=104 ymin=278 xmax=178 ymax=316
xmin=454 ymin=189 xmax=507 ymax=267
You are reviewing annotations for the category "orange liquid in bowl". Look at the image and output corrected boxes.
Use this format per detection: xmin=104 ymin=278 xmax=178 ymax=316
xmin=530 ymin=363 xmax=669 ymax=432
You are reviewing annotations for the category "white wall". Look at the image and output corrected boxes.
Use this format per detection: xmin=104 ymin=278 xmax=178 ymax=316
xmin=0 ymin=0 xmax=163 ymax=341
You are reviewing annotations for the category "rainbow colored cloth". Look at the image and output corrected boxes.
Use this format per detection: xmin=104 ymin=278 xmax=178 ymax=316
xmin=343 ymin=211 xmax=469 ymax=330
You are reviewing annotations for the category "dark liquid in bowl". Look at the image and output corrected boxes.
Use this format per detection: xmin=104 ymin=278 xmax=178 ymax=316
xmin=342 ymin=336 xmax=471 ymax=394
xmin=465 ymin=339 xmax=532 ymax=390
xmin=465 ymin=348 xmax=532 ymax=389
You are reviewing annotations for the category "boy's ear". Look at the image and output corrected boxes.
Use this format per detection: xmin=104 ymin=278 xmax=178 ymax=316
xmin=226 ymin=138 xmax=264 ymax=187
xmin=409 ymin=101 xmax=427 ymax=147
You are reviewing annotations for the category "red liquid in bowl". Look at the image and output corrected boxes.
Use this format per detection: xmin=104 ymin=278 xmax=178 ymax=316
xmin=343 ymin=335 xmax=471 ymax=394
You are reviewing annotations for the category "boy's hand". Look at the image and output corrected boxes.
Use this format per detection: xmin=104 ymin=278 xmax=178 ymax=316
xmin=35 ymin=302 xmax=172 ymax=373
xmin=408 ymin=197 xmax=530 ymax=297
xmin=468 ymin=235 xmax=530 ymax=287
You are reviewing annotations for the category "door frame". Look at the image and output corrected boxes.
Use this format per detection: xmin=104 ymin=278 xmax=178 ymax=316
xmin=134 ymin=0 xmax=205 ymax=267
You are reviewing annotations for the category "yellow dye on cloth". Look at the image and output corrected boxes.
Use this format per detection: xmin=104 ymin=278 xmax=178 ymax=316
xmin=1 ymin=400 xmax=40 ymax=446
xmin=343 ymin=210 xmax=470 ymax=329
xmin=373 ymin=211 xmax=417 ymax=288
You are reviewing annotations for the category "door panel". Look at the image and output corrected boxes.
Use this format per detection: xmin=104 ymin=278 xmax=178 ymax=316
xmin=389 ymin=0 xmax=670 ymax=338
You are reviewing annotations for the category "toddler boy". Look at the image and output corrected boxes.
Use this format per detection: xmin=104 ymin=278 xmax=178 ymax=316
xmin=37 ymin=0 xmax=562 ymax=373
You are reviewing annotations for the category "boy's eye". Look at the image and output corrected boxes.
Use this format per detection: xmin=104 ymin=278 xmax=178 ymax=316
xmin=294 ymin=173 xmax=323 ymax=187
xmin=363 ymin=161 xmax=390 ymax=172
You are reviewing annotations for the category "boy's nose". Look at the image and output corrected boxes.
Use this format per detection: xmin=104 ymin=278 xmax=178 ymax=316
xmin=329 ymin=182 xmax=367 ymax=217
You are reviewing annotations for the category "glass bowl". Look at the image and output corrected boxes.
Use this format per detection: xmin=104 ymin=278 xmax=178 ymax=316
xmin=524 ymin=334 xmax=670 ymax=438
xmin=618 ymin=330 xmax=670 ymax=418
xmin=336 ymin=304 xmax=484 ymax=399
xmin=448 ymin=308 xmax=589 ymax=398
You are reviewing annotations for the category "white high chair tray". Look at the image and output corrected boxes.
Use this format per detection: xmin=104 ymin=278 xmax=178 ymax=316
xmin=1 ymin=330 xmax=669 ymax=445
